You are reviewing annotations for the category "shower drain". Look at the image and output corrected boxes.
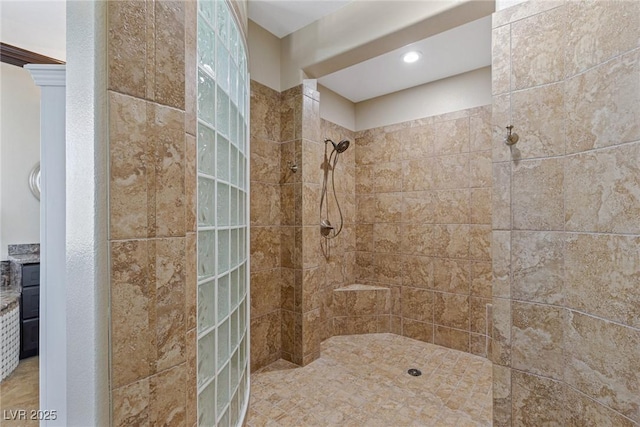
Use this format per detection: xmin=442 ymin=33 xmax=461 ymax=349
xmin=407 ymin=368 xmax=422 ymax=377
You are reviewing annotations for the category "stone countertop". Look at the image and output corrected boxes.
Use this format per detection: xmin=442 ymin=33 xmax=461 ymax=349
xmin=8 ymin=254 xmax=40 ymax=264
xmin=0 ymin=288 xmax=20 ymax=313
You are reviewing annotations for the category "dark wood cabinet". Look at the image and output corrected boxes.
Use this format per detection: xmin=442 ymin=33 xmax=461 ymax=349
xmin=19 ymin=263 xmax=40 ymax=359
xmin=21 ymin=318 xmax=39 ymax=354
xmin=22 ymin=286 xmax=40 ymax=319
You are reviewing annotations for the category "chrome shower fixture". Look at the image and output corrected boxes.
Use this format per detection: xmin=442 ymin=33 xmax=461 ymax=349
xmin=320 ymin=219 xmax=334 ymax=237
xmin=325 ymin=138 xmax=350 ymax=154
xmin=320 ymin=138 xmax=351 ymax=239
xmin=505 ymin=125 xmax=519 ymax=146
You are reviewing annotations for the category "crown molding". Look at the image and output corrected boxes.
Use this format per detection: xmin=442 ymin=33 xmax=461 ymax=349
xmin=24 ymin=64 xmax=66 ymax=87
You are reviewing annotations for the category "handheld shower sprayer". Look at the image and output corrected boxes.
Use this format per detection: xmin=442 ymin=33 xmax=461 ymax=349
xmin=320 ymin=138 xmax=350 ymax=239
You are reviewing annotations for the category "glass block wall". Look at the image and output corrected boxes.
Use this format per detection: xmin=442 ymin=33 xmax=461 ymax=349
xmin=196 ymin=1 xmax=249 ymax=426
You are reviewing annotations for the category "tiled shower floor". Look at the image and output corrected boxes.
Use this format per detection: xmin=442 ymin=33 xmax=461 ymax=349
xmin=247 ymin=334 xmax=492 ymax=426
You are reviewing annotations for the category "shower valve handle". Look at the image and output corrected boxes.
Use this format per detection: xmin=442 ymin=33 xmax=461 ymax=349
xmin=320 ymin=219 xmax=334 ymax=229
xmin=320 ymin=219 xmax=334 ymax=237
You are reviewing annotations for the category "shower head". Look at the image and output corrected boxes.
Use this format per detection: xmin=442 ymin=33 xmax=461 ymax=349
xmin=335 ymin=139 xmax=350 ymax=153
xmin=326 ymin=138 xmax=350 ymax=154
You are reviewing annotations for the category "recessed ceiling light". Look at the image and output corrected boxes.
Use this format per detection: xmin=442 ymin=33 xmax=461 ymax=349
xmin=402 ymin=51 xmax=422 ymax=63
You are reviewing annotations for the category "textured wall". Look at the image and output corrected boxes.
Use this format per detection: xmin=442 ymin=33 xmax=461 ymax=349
xmin=318 ymin=119 xmax=357 ymax=340
xmin=354 ymin=105 xmax=493 ymax=357
xmin=250 ymin=81 xmax=357 ymax=370
xmin=249 ymin=81 xmax=283 ymax=371
xmin=491 ymin=1 xmax=640 ymax=425
xmin=107 ymin=1 xmax=197 ymax=424
xmin=252 ymin=92 xmax=492 ymax=358
xmin=278 ymin=84 xmax=327 ymax=366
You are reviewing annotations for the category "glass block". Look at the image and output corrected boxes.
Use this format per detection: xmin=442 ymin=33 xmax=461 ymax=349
xmin=197 ymin=279 xmax=215 ymax=333
xmin=230 ymin=267 xmax=239 ymax=308
xmin=197 ymin=123 xmax=215 ymax=175
xmin=238 ymin=119 xmax=247 ymax=155
xmin=230 ymin=390 xmax=239 ymax=427
xmin=229 ymin=105 xmax=238 ymax=149
xmin=197 ymin=3 xmax=250 ymax=422
xmin=217 ymin=326 xmax=230 ymax=381
xmin=216 ymin=134 xmax=229 ymax=181
xmin=229 ymin=144 xmax=238 ymax=186
xmin=237 ymin=124 xmax=243 ymax=157
xmin=232 ymin=349 xmax=240 ymax=389
xmin=230 ymin=24 xmax=238 ymax=64
xmin=230 ymin=188 xmax=238 ymax=227
xmin=216 ymin=1 xmax=228 ymax=46
xmin=216 ymin=42 xmax=229 ymax=93
xmin=231 ymin=309 xmax=239 ymax=350
xmin=239 ymin=228 xmax=246 ymax=261
xmin=243 ymin=84 xmax=248 ymax=121
xmin=216 ymin=182 xmax=229 ymax=226
xmin=216 ymin=362 xmax=230 ymax=419
xmin=198 ymin=177 xmax=215 ymax=227
xmin=219 ymin=408 xmax=230 ymax=427
xmin=245 ymin=91 xmax=249 ymax=119
xmin=216 ymin=86 xmax=230 ymax=137
xmin=238 ymin=159 xmax=245 ymax=191
xmin=241 ymin=112 xmax=246 ymax=143
xmin=239 ymin=152 xmax=245 ymax=185
xmin=240 ymin=335 xmax=247 ymax=370
xmin=197 ymin=331 xmax=215 ymax=388
xmin=230 ymin=64 xmax=238 ymax=108
xmin=197 ymin=15 xmax=215 ymax=77
xmin=239 ymin=262 xmax=246 ymax=298
xmin=217 ymin=274 xmax=230 ymax=322
xmin=238 ymin=42 xmax=246 ymax=75
xmin=197 ymin=230 xmax=215 ymax=279
xmin=234 ymin=110 xmax=242 ymax=152
xmin=198 ymin=379 xmax=215 ymax=427
xmin=198 ymin=0 xmax=214 ymax=23
xmin=238 ymin=83 xmax=245 ymax=120
xmin=237 ymin=193 xmax=245 ymax=226
xmin=197 ymin=70 xmax=215 ymax=127
xmin=239 ymin=301 xmax=246 ymax=342
xmin=238 ymin=372 xmax=246 ymax=414
xmin=218 ymin=229 xmax=230 ymax=273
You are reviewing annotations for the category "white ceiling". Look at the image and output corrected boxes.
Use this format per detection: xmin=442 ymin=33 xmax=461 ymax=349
xmin=318 ymin=16 xmax=492 ymax=102
xmin=249 ymin=1 xmax=492 ymax=103
xmin=248 ymin=0 xmax=352 ymax=38
xmin=1 ymin=0 xmax=491 ymax=104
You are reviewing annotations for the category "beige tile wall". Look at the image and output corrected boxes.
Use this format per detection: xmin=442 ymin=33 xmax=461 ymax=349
xmin=354 ymin=106 xmax=493 ymax=357
xmin=250 ymin=82 xmax=357 ymax=370
xmin=318 ymin=119 xmax=357 ymax=341
xmin=281 ymin=84 xmax=356 ymax=366
xmin=250 ymin=81 xmax=283 ymax=371
xmin=107 ymin=1 xmax=197 ymax=425
xmin=279 ymin=85 xmax=311 ymax=366
xmin=332 ymin=285 xmax=390 ymax=335
xmin=491 ymin=1 xmax=640 ymax=425
xmin=251 ymin=86 xmax=492 ymax=367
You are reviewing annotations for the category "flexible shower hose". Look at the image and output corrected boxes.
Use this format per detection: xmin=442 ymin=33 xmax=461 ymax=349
xmin=319 ymin=146 xmax=344 ymax=239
